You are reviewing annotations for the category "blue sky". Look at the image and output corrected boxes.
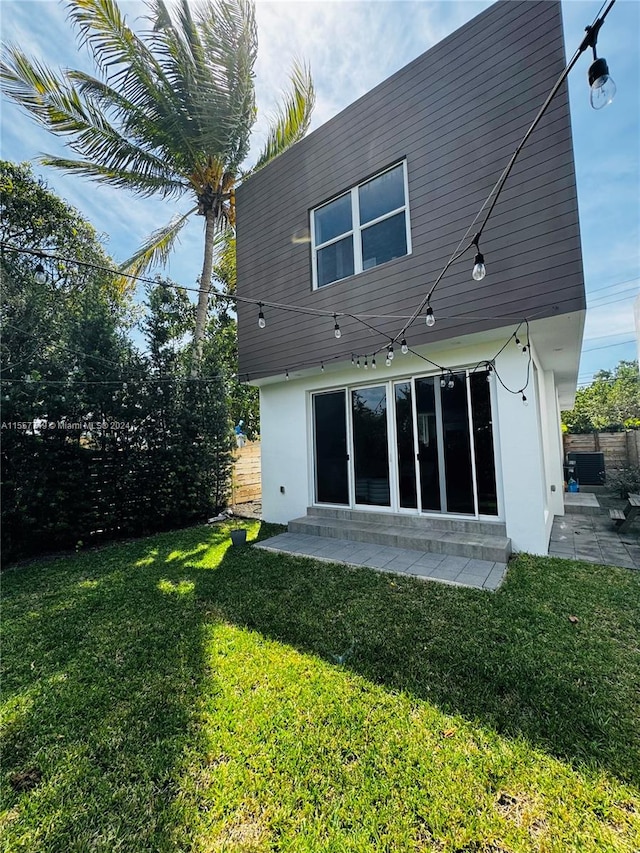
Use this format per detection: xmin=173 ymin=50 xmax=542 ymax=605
xmin=1 ymin=0 xmax=638 ymax=385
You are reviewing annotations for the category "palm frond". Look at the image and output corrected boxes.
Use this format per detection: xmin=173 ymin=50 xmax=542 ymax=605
xmin=67 ymin=0 xmax=200 ymax=163
xmin=192 ymin=0 xmax=258 ymax=168
xmin=119 ymin=206 xmax=197 ymax=279
xmin=40 ymin=156 xmax=186 ymax=196
xmin=252 ymin=60 xmax=315 ymax=172
xmin=1 ymin=49 xmax=186 ymax=196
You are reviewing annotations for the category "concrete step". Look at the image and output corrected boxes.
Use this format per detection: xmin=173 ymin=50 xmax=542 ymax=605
xmin=289 ymin=513 xmax=511 ymax=563
xmin=305 ymin=506 xmax=507 ymax=537
xmin=564 ymin=492 xmax=602 ymax=516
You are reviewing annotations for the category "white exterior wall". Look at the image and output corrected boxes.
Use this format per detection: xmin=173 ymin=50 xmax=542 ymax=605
xmin=260 ymin=381 xmax=310 ymax=524
xmin=259 ymin=339 xmax=564 ymax=554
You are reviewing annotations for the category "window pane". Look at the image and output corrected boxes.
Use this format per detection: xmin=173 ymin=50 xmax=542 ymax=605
xmin=314 ymin=391 xmax=349 ymax=505
xmin=470 ymin=372 xmax=498 ymax=515
xmin=314 ymin=193 xmax=352 ymax=244
xmin=317 ymin=236 xmax=354 ymax=286
xmin=359 ymin=164 xmax=404 ymax=225
xmin=352 ymin=386 xmax=390 ymax=506
xmin=441 ymin=372 xmax=474 ymax=514
xmin=395 ymin=382 xmax=417 ymax=509
xmin=415 ymin=377 xmax=441 ymax=511
xmin=361 ymin=212 xmax=407 ymax=270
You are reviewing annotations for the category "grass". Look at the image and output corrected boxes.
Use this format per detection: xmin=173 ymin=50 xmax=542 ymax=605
xmin=1 ymin=521 xmax=639 ymax=852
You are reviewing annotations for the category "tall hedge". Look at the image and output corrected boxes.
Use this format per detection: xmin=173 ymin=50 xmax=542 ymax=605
xmin=1 ymin=162 xmax=232 ymax=565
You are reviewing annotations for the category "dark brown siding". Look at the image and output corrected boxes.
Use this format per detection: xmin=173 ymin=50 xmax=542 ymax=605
xmin=236 ymin=0 xmax=585 ymax=380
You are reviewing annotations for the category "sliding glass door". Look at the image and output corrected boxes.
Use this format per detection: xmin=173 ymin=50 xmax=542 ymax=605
xmin=313 ymin=390 xmax=349 ymax=504
xmin=312 ymin=369 xmax=498 ymax=516
xmin=352 ymin=385 xmax=391 ymax=506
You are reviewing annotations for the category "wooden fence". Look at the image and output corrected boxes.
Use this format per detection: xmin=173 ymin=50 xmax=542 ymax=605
xmin=231 ymin=440 xmax=261 ymax=504
xmin=563 ymin=431 xmax=640 ymax=470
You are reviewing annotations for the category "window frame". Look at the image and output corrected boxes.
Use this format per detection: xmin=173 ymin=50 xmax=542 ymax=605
xmin=310 ymin=161 xmax=412 ymax=290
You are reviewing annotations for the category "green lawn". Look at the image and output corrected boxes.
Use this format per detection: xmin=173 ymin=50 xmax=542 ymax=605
xmin=2 ymin=522 xmax=639 ymax=852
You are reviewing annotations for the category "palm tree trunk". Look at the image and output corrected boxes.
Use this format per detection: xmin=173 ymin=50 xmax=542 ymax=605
xmin=191 ymin=210 xmax=217 ymax=377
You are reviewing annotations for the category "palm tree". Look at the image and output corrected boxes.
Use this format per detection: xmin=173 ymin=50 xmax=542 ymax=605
xmin=1 ymin=0 xmax=314 ymax=373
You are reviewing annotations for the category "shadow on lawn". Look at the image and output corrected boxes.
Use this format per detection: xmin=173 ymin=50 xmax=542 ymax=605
xmin=1 ymin=525 xmax=234 ymax=852
xmin=2 ymin=521 xmax=638 ymax=851
xmin=209 ymin=524 xmax=640 ymax=787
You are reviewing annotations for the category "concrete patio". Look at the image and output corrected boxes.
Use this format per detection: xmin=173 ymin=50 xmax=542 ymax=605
xmin=252 ymin=490 xmax=639 ymax=588
xmin=254 ymin=533 xmax=507 ymax=590
xmin=548 ymin=513 xmax=640 ymax=570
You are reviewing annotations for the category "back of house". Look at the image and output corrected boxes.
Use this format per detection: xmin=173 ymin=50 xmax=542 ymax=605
xmin=235 ymin=0 xmax=585 ymax=556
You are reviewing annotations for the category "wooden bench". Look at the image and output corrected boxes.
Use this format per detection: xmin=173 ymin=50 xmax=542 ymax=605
xmin=609 ymin=494 xmax=640 ymax=533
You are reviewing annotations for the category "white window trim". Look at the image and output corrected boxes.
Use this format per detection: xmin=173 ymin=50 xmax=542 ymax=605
xmin=310 ymin=161 xmax=412 ymax=290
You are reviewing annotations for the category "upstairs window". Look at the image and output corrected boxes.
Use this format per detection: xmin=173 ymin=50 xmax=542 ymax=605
xmin=311 ymin=162 xmax=411 ymax=289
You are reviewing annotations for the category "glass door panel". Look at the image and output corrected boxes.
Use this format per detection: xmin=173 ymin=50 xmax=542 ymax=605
xmin=440 ymin=372 xmax=474 ymax=514
xmin=415 ymin=378 xmax=441 ymax=511
xmin=470 ymin=371 xmax=498 ymax=515
xmin=394 ymin=381 xmax=417 ymax=509
xmin=313 ymin=391 xmax=349 ymax=504
xmin=351 ymin=385 xmax=390 ymax=506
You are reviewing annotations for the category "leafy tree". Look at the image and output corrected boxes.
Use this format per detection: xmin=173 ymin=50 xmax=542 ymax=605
xmin=1 ymin=160 xmax=136 ymax=558
xmin=209 ymin=230 xmax=259 ymax=438
xmin=0 ymin=162 xmax=231 ymax=564
xmin=562 ymin=360 xmax=640 ymax=433
xmin=1 ymin=0 xmax=315 ymax=373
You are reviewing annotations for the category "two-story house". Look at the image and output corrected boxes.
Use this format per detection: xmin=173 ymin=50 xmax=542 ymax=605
xmin=235 ymin=0 xmax=585 ymax=558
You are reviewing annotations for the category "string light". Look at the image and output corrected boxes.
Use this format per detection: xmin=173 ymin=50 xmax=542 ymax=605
xmin=584 ymin=18 xmax=616 ymax=109
xmin=447 ymin=372 xmax=455 ymax=390
xmin=333 ymin=314 xmax=342 ymax=339
xmin=34 ymin=263 xmax=47 ymax=284
xmin=471 ymin=234 xmax=486 ymax=281
xmin=321 ymin=361 xmax=325 ymax=373
xmin=2 ymin=247 xmax=532 ymax=402
xmin=364 ymin=356 xmax=369 ymax=370
xmin=356 ymin=356 xmax=361 ymax=368
xmin=285 ymin=369 xmax=290 ymax=381
xmin=401 ymin=336 xmax=408 ymax=354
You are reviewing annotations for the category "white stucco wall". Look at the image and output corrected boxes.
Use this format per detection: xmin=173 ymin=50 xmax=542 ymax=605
xmin=258 ymin=339 xmax=564 ymax=554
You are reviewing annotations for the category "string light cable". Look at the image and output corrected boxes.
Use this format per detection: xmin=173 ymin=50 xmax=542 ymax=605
xmin=395 ymin=0 xmax=617 ymax=341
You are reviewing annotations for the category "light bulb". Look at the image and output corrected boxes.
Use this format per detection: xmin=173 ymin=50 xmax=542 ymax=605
xmin=522 ymin=393 xmax=528 ymax=406
xmin=447 ymin=377 xmax=454 ymax=390
xmin=440 ymin=376 xmax=446 ymax=388
xmin=334 ymin=315 xmax=341 ymax=339
xmin=401 ymin=338 xmax=408 ymax=354
xmin=321 ymin=362 xmax=325 ymax=373
xmin=472 ymin=252 xmax=486 ymax=281
xmin=589 ymin=58 xmax=616 ymax=110
xmin=522 ymin=345 xmax=528 ymax=354
xmin=371 ymin=357 xmax=376 ymax=369
xmin=388 ymin=345 xmax=394 ymax=361
xmin=515 ymin=337 xmax=522 ymax=350
xmin=385 ymin=357 xmax=391 ymax=367
xmin=34 ymin=263 xmax=47 ymax=284
xmin=285 ymin=369 xmax=290 ymax=381
xmin=356 ymin=357 xmax=361 ymax=368
xmin=364 ymin=357 xmax=368 ymax=370
xmin=425 ymin=306 xmax=435 ymax=327
xmin=258 ymin=304 xmax=266 ymax=328
xmin=351 ymin=355 xmax=355 ymax=366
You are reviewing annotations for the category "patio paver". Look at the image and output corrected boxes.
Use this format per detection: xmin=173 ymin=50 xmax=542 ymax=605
xmin=255 ymin=533 xmax=508 ymax=590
